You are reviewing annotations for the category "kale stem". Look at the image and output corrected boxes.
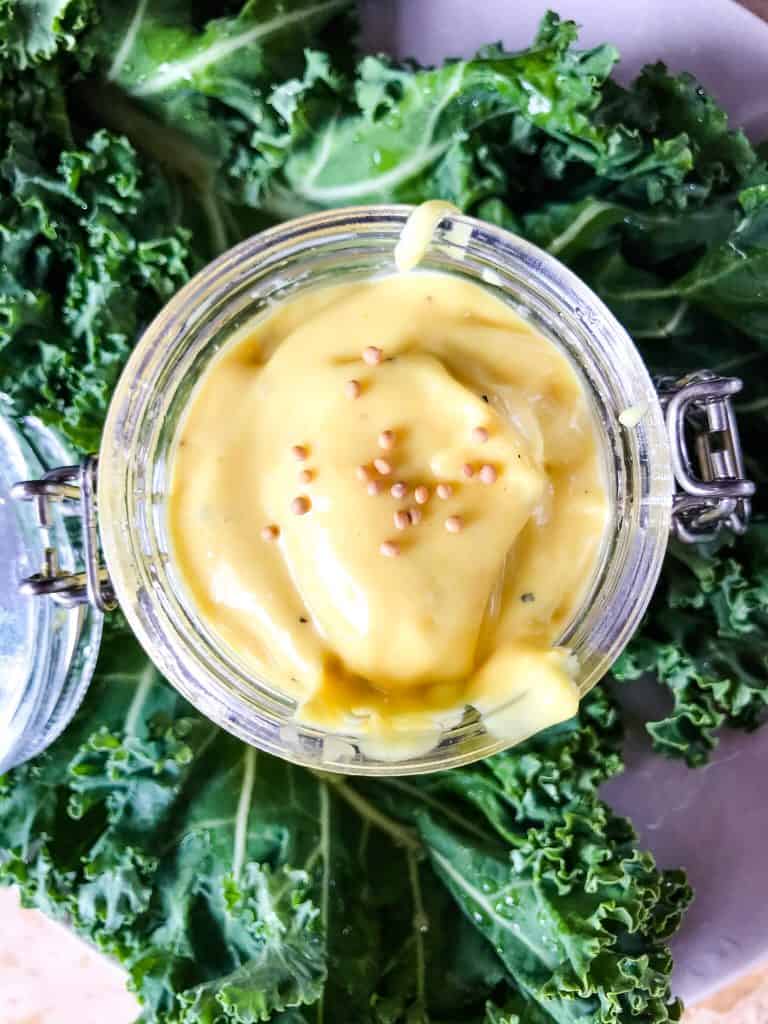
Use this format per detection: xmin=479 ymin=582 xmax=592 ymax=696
xmin=323 ymin=776 xmax=421 ymax=851
xmin=407 ymin=848 xmax=429 ymax=1013
xmin=380 ymin=777 xmax=492 ymax=842
xmin=232 ymin=748 xmax=257 ymax=882
xmin=78 ymin=82 xmax=215 ymax=189
xmin=316 ymin=780 xmax=331 ymax=1024
xmin=79 ymin=82 xmax=237 ymax=254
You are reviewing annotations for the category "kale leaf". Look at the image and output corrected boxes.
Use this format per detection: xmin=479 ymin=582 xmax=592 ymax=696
xmin=0 ymin=55 xmax=193 ymax=450
xmin=0 ymin=623 xmax=688 ymax=1024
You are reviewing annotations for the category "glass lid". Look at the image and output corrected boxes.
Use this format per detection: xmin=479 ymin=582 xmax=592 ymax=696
xmin=0 ymin=409 xmax=102 ymax=773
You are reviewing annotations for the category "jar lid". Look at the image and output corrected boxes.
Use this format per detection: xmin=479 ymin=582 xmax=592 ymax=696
xmin=0 ymin=410 xmax=102 ymax=773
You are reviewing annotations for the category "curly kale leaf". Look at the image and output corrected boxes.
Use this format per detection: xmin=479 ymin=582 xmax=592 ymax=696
xmin=613 ymin=527 xmax=768 ymax=764
xmin=0 ymin=121 xmax=191 ymax=449
xmin=0 ymin=626 xmax=688 ymax=1023
xmin=0 ymin=0 xmax=95 ymax=68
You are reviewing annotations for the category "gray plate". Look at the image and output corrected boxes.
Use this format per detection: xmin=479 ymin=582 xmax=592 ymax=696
xmin=603 ymin=681 xmax=768 ymax=1003
xmin=360 ymin=0 xmax=768 ymax=1005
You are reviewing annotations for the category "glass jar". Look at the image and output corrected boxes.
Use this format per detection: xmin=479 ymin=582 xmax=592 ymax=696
xmin=11 ymin=206 xmax=754 ymax=775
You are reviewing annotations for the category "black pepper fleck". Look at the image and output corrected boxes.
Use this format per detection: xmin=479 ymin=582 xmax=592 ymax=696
xmin=521 ymin=592 xmax=535 ymax=603
xmin=299 ymin=616 xmax=308 ymax=624
xmin=481 ymin=394 xmax=489 ymax=403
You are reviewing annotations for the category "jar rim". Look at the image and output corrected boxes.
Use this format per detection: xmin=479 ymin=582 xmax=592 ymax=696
xmin=99 ymin=205 xmax=672 ymax=775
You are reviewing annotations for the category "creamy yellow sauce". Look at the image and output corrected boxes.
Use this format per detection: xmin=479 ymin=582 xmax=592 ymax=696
xmin=394 ymin=199 xmax=458 ymax=271
xmin=168 ymin=271 xmax=609 ymax=757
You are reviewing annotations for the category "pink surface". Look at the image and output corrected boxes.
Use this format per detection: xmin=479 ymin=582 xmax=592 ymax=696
xmin=0 ymin=888 xmax=138 ymax=1024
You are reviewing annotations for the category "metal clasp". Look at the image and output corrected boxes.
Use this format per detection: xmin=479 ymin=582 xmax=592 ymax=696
xmin=11 ymin=455 xmax=116 ymax=612
xmin=658 ymin=371 xmax=755 ymax=544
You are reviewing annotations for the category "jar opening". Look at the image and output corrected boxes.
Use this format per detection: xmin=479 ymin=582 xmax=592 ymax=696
xmin=98 ymin=206 xmax=672 ymax=775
